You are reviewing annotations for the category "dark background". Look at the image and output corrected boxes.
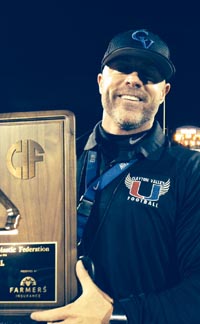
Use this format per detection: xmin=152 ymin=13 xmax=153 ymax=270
xmin=0 ymin=0 xmax=199 ymax=136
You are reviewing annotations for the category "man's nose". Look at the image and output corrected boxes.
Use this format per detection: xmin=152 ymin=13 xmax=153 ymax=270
xmin=125 ymin=72 xmax=142 ymax=88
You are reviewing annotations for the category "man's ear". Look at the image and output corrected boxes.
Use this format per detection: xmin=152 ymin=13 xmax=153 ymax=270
xmin=97 ymin=73 xmax=103 ymax=95
xmin=160 ymin=83 xmax=171 ymax=104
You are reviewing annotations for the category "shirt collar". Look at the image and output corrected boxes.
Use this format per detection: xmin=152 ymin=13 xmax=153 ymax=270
xmin=83 ymin=120 xmax=166 ymax=160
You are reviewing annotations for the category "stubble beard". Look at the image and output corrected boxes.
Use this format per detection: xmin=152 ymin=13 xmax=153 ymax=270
xmin=110 ymin=107 xmax=154 ymax=131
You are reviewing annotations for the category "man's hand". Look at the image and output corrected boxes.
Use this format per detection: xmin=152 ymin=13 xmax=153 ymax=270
xmin=30 ymin=260 xmax=114 ymax=324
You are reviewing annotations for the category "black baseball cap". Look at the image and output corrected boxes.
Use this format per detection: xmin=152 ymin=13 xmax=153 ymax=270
xmin=101 ymin=29 xmax=176 ymax=80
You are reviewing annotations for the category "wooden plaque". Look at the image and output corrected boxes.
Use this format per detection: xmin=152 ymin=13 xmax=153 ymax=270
xmin=0 ymin=110 xmax=77 ymax=317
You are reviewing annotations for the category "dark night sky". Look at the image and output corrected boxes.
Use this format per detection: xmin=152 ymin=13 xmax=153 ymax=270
xmin=0 ymin=1 xmax=199 ymax=136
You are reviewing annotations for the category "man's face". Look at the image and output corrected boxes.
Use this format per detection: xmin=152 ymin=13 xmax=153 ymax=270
xmin=97 ymin=56 xmax=171 ymax=134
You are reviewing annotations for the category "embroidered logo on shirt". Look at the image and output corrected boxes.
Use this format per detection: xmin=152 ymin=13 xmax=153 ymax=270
xmin=125 ymin=174 xmax=170 ymax=208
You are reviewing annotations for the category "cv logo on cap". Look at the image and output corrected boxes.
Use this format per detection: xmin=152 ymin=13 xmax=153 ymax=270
xmin=132 ymin=29 xmax=154 ymax=49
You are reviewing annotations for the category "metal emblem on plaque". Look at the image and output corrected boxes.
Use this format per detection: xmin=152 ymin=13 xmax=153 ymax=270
xmin=0 ymin=110 xmax=77 ymax=318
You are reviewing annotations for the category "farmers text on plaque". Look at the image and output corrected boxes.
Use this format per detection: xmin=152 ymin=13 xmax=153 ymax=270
xmin=0 ymin=110 xmax=77 ymax=318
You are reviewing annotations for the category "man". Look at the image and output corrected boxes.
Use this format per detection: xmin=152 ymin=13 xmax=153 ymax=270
xmin=31 ymin=29 xmax=200 ymax=323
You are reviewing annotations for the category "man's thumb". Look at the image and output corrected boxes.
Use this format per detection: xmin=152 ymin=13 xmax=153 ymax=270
xmin=76 ymin=259 xmax=94 ymax=290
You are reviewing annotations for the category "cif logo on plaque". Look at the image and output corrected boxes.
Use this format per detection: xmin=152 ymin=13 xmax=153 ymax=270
xmin=6 ymin=139 xmax=45 ymax=179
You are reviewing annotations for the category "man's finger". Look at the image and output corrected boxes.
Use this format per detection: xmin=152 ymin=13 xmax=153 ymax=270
xmin=30 ymin=306 xmax=68 ymax=322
